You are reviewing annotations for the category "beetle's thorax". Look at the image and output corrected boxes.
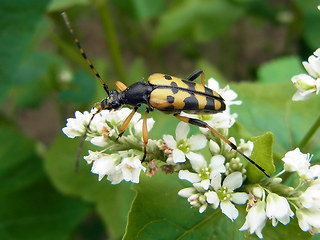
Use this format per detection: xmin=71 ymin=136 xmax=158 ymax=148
xmin=100 ymin=81 xmax=153 ymax=110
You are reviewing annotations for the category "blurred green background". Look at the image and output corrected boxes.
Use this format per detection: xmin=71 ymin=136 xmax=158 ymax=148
xmin=1 ymin=0 xmax=320 ymax=239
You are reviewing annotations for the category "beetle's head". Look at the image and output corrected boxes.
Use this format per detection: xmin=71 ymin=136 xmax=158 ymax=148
xmin=100 ymin=91 xmax=122 ymax=110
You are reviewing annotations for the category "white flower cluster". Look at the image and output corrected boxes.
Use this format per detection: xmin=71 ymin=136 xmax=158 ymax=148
xmin=62 ymin=78 xmax=243 ymax=185
xmin=291 ymin=48 xmax=320 ymax=101
xmin=62 ymin=107 xmax=156 ymax=184
xmin=240 ymin=148 xmax=320 ymax=239
xmin=62 ymin=74 xmax=320 ymax=239
xmin=162 ymin=79 xmax=254 ymax=220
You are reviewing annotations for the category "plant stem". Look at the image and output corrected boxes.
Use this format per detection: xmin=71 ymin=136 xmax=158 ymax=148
xmin=298 ymin=114 xmax=320 ymax=150
xmin=92 ymin=0 xmax=127 ymax=84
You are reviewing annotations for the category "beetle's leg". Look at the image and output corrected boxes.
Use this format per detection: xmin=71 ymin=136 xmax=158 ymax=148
xmin=187 ymin=69 xmax=205 ymax=87
xmin=117 ymin=106 xmax=139 ymax=140
xmin=116 ymin=81 xmax=127 ymax=91
xmin=141 ymin=109 xmax=150 ymax=162
xmin=174 ymin=114 xmax=270 ymax=177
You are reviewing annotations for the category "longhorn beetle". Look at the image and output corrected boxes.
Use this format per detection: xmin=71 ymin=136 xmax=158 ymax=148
xmin=61 ymin=12 xmax=269 ymax=177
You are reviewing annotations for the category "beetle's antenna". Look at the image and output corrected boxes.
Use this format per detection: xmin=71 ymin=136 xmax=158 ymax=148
xmin=61 ymin=12 xmax=110 ymax=96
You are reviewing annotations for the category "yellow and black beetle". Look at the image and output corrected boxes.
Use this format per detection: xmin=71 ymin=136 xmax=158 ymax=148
xmin=61 ymin=12 xmax=269 ymax=177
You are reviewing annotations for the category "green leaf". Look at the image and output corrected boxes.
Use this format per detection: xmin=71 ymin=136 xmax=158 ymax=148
xmin=0 ymin=122 xmax=89 ymax=239
xmin=154 ymin=0 xmax=244 ymax=45
xmin=59 ymin=70 xmax=96 ymax=104
xmin=45 ymin=134 xmax=135 ymax=240
xmin=124 ymin=172 xmax=311 ymax=239
xmin=257 ymin=56 xmax=305 ymax=83
xmin=12 ymin=52 xmax=66 ymax=107
xmin=0 ymin=0 xmax=49 ymax=104
xmin=124 ymin=173 xmax=244 ymax=240
xmin=247 ymin=132 xmax=275 ymax=182
xmin=232 ymin=82 xmax=320 ymax=157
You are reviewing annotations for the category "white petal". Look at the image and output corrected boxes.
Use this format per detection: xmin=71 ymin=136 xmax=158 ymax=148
xmin=107 ymin=169 xmax=124 ymax=184
xmin=134 ymin=118 xmax=155 ymax=135
xmin=292 ymin=90 xmax=313 ymax=101
xmin=133 ymin=119 xmax=143 ymax=135
xmin=211 ymin=174 xmax=222 ymax=191
xmin=210 ymin=155 xmax=226 ymax=169
xmin=304 ymin=57 xmax=320 ymax=78
xmin=193 ymin=182 xmax=206 ymax=192
xmin=231 ymin=192 xmax=248 ymax=205
xmin=172 ymin=149 xmax=186 ymax=163
xmin=200 ymin=179 xmax=210 ymax=190
xmin=178 ymin=170 xmax=201 ymax=183
xmin=90 ymin=136 xmax=108 ymax=147
xmin=186 ymin=152 xmax=207 ymax=172
xmin=91 ymin=155 xmax=119 ymax=181
xmin=178 ymin=187 xmax=196 ymax=198
xmin=220 ymin=201 xmax=238 ymax=221
xmin=209 ymin=140 xmax=220 ymax=154
xmin=176 ymin=122 xmax=190 ymax=140
xmin=222 ymin=172 xmax=243 ymax=190
xmin=205 ymin=191 xmax=219 ymax=208
xmin=207 ymin=78 xmax=220 ymax=90
xmin=239 ymin=201 xmax=267 ymax=239
xmin=199 ymin=204 xmax=208 ymax=213
xmin=266 ymin=193 xmax=294 ymax=224
xmin=163 ymin=135 xmax=177 ymax=149
xmin=189 ymin=134 xmax=207 ymax=150
xmin=252 ymin=186 xmax=264 ymax=199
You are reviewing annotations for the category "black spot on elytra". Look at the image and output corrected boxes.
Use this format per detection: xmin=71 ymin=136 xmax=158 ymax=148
xmin=183 ymin=94 xmax=199 ymax=110
xmin=167 ymin=95 xmax=174 ymax=103
xmin=164 ymin=75 xmax=172 ymax=80
xmin=170 ymin=81 xmax=178 ymax=94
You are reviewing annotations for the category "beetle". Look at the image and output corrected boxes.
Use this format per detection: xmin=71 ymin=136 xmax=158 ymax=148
xmin=61 ymin=12 xmax=269 ymax=177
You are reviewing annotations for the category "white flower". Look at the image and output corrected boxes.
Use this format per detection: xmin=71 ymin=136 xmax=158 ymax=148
xmin=266 ymin=193 xmax=294 ymax=226
xmin=62 ymin=110 xmax=93 ymax=138
xmin=307 ymin=165 xmax=320 ymax=179
xmin=281 ymin=148 xmax=312 ymax=178
xmin=114 ymin=156 xmax=146 ymax=184
xmin=207 ymin=78 xmax=242 ymax=106
xmin=302 ymin=48 xmax=320 ymax=79
xmin=240 ymin=201 xmax=267 ymax=239
xmin=296 ymin=208 xmax=320 ymax=233
xmin=102 ymin=107 xmax=141 ymax=128
xmin=252 ymin=185 xmax=264 ymax=199
xmin=291 ymin=48 xmax=320 ymax=101
xmin=84 ymin=151 xmax=120 ymax=181
xmin=238 ymin=139 xmax=254 ymax=158
xmin=291 ymin=74 xmax=320 ymax=101
xmin=163 ymin=122 xmax=207 ymax=163
xmin=209 ymin=139 xmax=220 ymax=154
xmin=178 ymin=183 xmax=209 ymax=213
xmin=210 ymin=172 xmax=248 ymax=221
xmin=299 ymin=181 xmax=320 ymax=210
xmin=178 ymin=153 xmax=226 ymax=190
xmin=134 ymin=118 xmax=155 ymax=136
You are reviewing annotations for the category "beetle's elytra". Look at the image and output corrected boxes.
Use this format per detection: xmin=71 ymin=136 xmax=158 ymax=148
xmin=61 ymin=12 xmax=269 ymax=177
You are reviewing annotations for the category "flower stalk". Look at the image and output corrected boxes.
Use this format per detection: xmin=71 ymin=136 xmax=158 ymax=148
xmin=298 ymin=114 xmax=320 ymax=150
